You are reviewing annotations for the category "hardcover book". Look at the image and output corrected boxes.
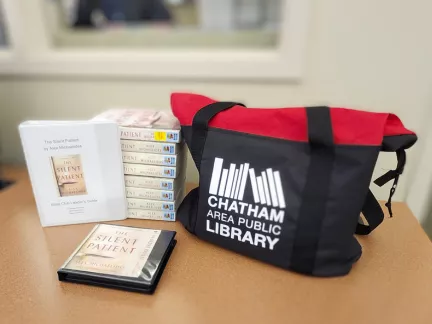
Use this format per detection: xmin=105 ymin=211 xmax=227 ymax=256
xmin=125 ymin=186 xmax=184 ymax=201
xmin=123 ymin=163 xmax=177 ymax=178
xmin=127 ymin=209 xmax=176 ymax=222
xmin=119 ymin=128 xmax=180 ymax=143
xmin=19 ymin=121 xmax=127 ymax=227
xmin=126 ymin=197 xmax=181 ymax=211
xmin=93 ymin=109 xmax=181 ymax=143
xmin=124 ymin=175 xmax=183 ymax=191
xmin=121 ymin=140 xmax=179 ymax=155
xmin=58 ymin=224 xmax=176 ymax=293
xmin=122 ymin=151 xmax=179 ymax=167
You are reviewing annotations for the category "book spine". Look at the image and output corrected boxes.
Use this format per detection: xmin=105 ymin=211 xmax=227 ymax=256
xmin=119 ymin=127 xmax=181 ymax=143
xmin=122 ymin=151 xmax=178 ymax=166
xmin=127 ymin=198 xmax=176 ymax=211
xmin=124 ymin=175 xmax=177 ymax=190
xmin=121 ymin=140 xmax=178 ymax=155
xmin=127 ymin=208 xmax=176 ymax=221
xmin=126 ymin=187 xmax=176 ymax=201
xmin=123 ymin=163 xmax=176 ymax=178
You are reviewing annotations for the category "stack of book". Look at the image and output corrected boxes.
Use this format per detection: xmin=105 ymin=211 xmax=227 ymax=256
xmin=93 ymin=109 xmax=185 ymax=222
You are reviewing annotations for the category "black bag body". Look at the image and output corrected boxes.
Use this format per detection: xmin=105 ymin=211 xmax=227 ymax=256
xmin=171 ymin=93 xmax=417 ymax=277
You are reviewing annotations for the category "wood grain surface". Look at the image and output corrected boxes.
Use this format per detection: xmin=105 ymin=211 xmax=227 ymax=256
xmin=1 ymin=165 xmax=432 ymax=324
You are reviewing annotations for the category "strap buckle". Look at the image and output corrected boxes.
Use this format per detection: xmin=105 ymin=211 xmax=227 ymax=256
xmin=373 ymin=149 xmax=405 ymax=218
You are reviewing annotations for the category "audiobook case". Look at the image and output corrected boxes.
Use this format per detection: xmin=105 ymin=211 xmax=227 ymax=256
xmin=58 ymin=224 xmax=176 ymax=294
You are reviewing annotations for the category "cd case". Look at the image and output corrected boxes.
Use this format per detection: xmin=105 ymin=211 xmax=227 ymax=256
xmin=58 ymin=224 xmax=176 ymax=294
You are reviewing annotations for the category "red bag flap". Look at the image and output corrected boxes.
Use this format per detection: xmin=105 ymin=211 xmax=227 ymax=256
xmin=171 ymin=93 xmax=416 ymax=147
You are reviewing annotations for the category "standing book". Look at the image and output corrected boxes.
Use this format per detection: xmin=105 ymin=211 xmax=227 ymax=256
xmin=58 ymin=224 xmax=176 ymax=294
xmin=19 ymin=120 xmax=127 ymax=227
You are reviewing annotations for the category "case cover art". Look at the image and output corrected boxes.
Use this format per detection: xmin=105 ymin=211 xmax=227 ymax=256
xmin=62 ymin=224 xmax=161 ymax=277
xmin=51 ymin=154 xmax=87 ymax=197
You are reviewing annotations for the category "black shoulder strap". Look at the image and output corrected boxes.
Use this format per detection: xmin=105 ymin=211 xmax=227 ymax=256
xmin=374 ymin=149 xmax=406 ymax=217
xmin=356 ymin=149 xmax=406 ymax=235
xmin=177 ymin=101 xmax=244 ymax=233
xmin=190 ymin=101 xmax=245 ymax=173
xmin=291 ymin=106 xmax=335 ymax=274
xmin=356 ymin=190 xmax=384 ymax=235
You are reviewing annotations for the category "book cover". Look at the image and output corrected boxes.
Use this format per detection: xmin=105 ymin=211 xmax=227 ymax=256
xmin=58 ymin=224 xmax=176 ymax=293
xmin=19 ymin=121 xmax=127 ymax=227
xmin=123 ymin=163 xmax=177 ymax=178
xmin=127 ymin=209 xmax=176 ymax=222
xmin=124 ymin=175 xmax=184 ymax=191
xmin=51 ymin=154 xmax=87 ymax=197
xmin=93 ymin=109 xmax=181 ymax=143
xmin=121 ymin=140 xmax=179 ymax=155
xmin=122 ymin=151 xmax=179 ymax=167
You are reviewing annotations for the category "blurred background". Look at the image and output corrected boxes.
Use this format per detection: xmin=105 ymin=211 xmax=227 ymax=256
xmin=46 ymin=0 xmax=282 ymax=48
xmin=0 ymin=4 xmax=7 ymax=46
xmin=0 ymin=0 xmax=432 ymax=233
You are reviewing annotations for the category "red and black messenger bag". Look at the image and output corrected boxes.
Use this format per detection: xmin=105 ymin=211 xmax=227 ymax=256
xmin=171 ymin=93 xmax=417 ymax=277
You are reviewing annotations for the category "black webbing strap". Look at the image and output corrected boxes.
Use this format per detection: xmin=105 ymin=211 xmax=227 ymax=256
xmin=191 ymin=102 xmax=245 ymax=173
xmin=373 ymin=149 xmax=406 ymax=217
xmin=356 ymin=190 xmax=384 ymax=235
xmin=290 ymin=107 xmax=335 ymax=275
xmin=356 ymin=149 xmax=406 ymax=235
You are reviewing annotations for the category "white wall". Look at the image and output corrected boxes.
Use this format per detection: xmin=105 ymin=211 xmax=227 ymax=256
xmin=1 ymin=0 xmax=432 ymax=209
xmin=407 ymin=122 xmax=432 ymax=224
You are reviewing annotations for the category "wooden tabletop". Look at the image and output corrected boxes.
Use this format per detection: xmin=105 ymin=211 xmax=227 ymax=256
xmin=1 ymin=166 xmax=432 ymax=324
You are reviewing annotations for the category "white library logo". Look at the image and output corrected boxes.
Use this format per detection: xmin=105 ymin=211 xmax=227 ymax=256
xmin=209 ymin=158 xmax=286 ymax=208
